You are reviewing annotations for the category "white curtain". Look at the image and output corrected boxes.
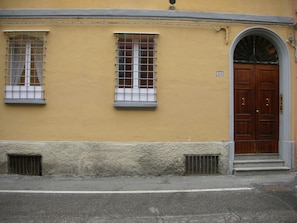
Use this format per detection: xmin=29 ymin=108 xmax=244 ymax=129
xmin=11 ymin=44 xmax=25 ymax=85
xmin=34 ymin=49 xmax=43 ymax=85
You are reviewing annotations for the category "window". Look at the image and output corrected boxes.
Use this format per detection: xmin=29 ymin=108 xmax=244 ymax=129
xmin=4 ymin=31 xmax=48 ymax=104
xmin=114 ymin=33 xmax=158 ymax=108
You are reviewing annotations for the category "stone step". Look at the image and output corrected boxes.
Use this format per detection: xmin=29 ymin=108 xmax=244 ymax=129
xmin=233 ymin=159 xmax=285 ymax=168
xmin=233 ymin=166 xmax=290 ymax=176
xmin=234 ymin=153 xmax=279 ymax=160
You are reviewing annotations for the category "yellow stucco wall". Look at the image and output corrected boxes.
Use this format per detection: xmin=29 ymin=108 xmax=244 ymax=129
xmin=0 ymin=0 xmax=294 ymax=143
xmin=0 ymin=0 xmax=292 ymax=17
xmin=0 ymin=20 xmax=294 ymax=142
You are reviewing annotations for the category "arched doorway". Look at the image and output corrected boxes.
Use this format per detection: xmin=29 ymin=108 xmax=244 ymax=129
xmin=233 ymin=35 xmax=279 ymax=154
xmin=229 ymin=27 xmax=293 ymax=173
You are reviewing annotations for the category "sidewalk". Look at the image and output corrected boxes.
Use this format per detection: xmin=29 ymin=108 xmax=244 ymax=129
xmin=0 ymin=173 xmax=296 ymax=192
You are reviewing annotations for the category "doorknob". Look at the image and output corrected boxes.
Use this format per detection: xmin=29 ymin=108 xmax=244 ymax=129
xmin=256 ymin=109 xmax=260 ymax=113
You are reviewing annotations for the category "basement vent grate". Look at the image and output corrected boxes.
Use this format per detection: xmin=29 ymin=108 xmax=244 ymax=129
xmin=8 ymin=154 xmax=42 ymax=176
xmin=185 ymin=154 xmax=219 ymax=175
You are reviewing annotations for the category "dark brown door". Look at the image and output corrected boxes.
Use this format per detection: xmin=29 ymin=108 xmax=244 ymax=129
xmin=234 ymin=64 xmax=279 ymax=154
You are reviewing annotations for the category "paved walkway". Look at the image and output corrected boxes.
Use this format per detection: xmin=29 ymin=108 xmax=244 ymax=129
xmin=0 ymin=173 xmax=296 ymax=192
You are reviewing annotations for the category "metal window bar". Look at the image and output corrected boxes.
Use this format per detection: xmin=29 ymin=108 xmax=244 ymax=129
xmin=4 ymin=31 xmax=47 ymax=100
xmin=184 ymin=154 xmax=219 ymax=175
xmin=8 ymin=154 xmax=42 ymax=176
xmin=115 ymin=33 xmax=157 ymax=103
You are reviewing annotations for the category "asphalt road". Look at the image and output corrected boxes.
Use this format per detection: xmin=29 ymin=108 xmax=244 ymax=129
xmin=1 ymin=185 xmax=297 ymax=222
xmin=0 ymin=174 xmax=296 ymax=222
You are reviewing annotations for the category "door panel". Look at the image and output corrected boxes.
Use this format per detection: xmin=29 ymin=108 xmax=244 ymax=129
xmin=234 ymin=64 xmax=279 ymax=154
xmin=255 ymin=65 xmax=279 ymax=153
xmin=234 ymin=89 xmax=254 ymax=139
xmin=234 ymin=64 xmax=255 ymax=141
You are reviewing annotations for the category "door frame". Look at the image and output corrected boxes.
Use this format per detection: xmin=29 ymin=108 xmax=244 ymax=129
xmin=228 ymin=27 xmax=293 ymax=173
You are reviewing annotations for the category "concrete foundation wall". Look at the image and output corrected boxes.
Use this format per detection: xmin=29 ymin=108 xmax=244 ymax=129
xmin=0 ymin=141 xmax=229 ymax=176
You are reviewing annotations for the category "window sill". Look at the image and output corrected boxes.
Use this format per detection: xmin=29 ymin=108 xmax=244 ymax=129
xmin=4 ymin=99 xmax=46 ymax=105
xmin=114 ymin=101 xmax=157 ymax=110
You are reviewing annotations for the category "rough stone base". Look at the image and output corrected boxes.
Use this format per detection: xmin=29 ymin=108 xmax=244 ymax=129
xmin=0 ymin=141 xmax=230 ymax=176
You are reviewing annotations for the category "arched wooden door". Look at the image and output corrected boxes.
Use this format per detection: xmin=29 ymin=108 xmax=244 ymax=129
xmin=234 ymin=36 xmax=279 ymax=154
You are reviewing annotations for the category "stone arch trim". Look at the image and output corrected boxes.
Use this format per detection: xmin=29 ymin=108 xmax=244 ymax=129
xmin=229 ymin=26 xmax=293 ymax=172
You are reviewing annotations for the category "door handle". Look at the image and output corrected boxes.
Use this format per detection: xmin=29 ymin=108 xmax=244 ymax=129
xmin=280 ymin=94 xmax=283 ymax=114
xmin=241 ymin=97 xmax=245 ymax=106
xmin=266 ymin=98 xmax=269 ymax=107
xmin=256 ymin=109 xmax=260 ymax=113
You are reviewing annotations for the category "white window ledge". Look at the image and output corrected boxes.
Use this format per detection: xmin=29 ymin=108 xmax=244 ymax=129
xmin=4 ymin=99 xmax=46 ymax=105
xmin=114 ymin=101 xmax=157 ymax=109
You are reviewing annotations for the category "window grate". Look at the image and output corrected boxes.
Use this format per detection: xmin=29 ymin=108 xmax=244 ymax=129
xmin=4 ymin=31 xmax=47 ymax=102
xmin=114 ymin=33 xmax=158 ymax=105
xmin=8 ymin=154 xmax=42 ymax=176
xmin=185 ymin=154 xmax=219 ymax=175
xmin=234 ymin=35 xmax=278 ymax=64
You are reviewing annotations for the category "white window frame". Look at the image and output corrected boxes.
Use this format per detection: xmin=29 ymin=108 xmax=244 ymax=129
xmin=24 ymin=41 xmax=32 ymax=86
xmin=114 ymin=33 xmax=158 ymax=109
xmin=4 ymin=30 xmax=48 ymax=104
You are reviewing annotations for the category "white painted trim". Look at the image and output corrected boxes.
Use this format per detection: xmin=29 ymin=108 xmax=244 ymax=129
xmin=133 ymin=41 xmax=139 ymax=89
xmin=25 ymin=41 xmax=31 ymax=86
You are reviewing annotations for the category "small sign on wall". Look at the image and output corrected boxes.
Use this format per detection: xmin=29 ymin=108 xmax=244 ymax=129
xmin=216 ymin=71 xmax=224 ymax=77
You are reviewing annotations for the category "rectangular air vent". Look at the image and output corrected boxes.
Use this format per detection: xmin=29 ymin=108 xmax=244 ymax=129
xmin=8 ymin=154 xmax=42 ymax=176
xmin=185 ymin=154 xmax=219 ymax=175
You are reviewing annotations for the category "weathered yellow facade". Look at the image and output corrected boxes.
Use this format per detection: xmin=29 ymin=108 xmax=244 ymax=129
xmin=0 ymin=0 xmax=295 ymax=176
